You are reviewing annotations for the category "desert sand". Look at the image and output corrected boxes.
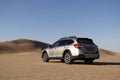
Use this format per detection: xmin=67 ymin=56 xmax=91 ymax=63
xmin=0 ymin=49 xmax=120 ymax=80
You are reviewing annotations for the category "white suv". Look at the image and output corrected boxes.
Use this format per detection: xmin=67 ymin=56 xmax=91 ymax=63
xmin=42 ymin=36 xmax=99 ymax=64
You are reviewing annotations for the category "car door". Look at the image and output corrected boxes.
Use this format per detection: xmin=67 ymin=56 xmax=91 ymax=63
xmin=56 ymin=39 xmax=74 ymax=57
xmin=55 ymin=40 xmax=65 ymax=57
xmin=48 ymin=41 xmax=60 ymax=57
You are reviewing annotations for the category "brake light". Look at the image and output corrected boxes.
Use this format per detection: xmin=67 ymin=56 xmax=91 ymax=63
xmin=74 ymin=44 xmax=82 ymax=48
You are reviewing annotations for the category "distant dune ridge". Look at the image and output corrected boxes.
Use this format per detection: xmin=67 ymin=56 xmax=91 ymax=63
xmin=99 ymin=49 xmax=116 ymax=56
xmin=0 ymin=39 xmax=49 ymax=53
xmin=0 ymin=39 xmax=118 ymax=55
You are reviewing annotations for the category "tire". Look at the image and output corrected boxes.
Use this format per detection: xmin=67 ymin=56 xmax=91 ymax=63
xmin=64 ymin=52 xmax=73 ymax=64
xmin=42 ymin=52 xmax=49 ymax=62
xmin=84 ymin=59 xmax=93 ymax=64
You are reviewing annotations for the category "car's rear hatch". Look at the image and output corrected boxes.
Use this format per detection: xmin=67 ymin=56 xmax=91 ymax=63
xmin=77 ymin=38 xmax=98 ymax=54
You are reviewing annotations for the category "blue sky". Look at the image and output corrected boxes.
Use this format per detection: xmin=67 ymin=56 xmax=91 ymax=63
xmin=0 ymin=0 xmax=120 ymax=52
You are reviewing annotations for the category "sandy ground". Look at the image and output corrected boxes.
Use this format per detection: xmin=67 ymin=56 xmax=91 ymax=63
xmin=0 ymin=51 xmax=120 ymax=80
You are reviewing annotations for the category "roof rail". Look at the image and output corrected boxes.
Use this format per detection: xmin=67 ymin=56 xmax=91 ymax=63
xmin=59 ymin=36 xmax=77 ymax=40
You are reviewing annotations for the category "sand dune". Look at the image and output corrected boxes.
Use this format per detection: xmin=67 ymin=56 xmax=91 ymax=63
xmin=0 ymin=39 xmax=120 ymax=80
xmin=0 ymin=39 xmax=118 ymax=56
xmin=0 ymin=39 xmax=49 ymax=53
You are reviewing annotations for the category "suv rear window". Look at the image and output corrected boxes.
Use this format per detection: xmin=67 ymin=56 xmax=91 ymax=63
xmin=77 ymin=38 xmax=93 ymax=44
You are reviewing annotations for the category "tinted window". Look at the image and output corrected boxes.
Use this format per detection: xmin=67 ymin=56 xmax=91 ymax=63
xmin=77 ymin=38 xmax=93 ymax=44
xmin=52 ymin=41 xmax=60 ymax=47
xmin=61 ymin=40 xmax=74 ymax=46
xmin=52 ymin=40 xmax=74 ymax=47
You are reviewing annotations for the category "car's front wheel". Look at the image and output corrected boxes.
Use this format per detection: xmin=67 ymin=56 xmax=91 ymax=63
xmin=64 ymin=52 xmax=73 ymax=64
xmin=42 ymin=52 xmax=49 ymax=62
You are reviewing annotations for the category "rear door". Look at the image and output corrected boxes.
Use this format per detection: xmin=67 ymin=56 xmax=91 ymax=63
xmin=55 ymin=40 xmax=74 ymax=57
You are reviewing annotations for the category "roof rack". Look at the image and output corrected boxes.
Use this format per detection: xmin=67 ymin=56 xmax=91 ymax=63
xmin=59 ymin=36 xmax=77 ymax=40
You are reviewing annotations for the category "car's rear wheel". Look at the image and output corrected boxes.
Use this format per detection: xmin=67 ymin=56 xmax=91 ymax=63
xmin=64 ymin=52 xmax=73 ymax=64
xmin=84 ymin=59 xmax=93 ymax=64
xmin=42 ymin=52 xmax=49 ymax=62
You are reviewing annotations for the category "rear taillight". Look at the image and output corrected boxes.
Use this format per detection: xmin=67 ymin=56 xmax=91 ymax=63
xmin=74 ymin=44 xmax=82 ymax=48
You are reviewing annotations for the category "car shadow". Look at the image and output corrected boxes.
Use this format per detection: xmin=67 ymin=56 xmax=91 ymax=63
xmin=50 ymin=61 xmax=120 ymax=65
xmin=71 ymin=62 xmax=120 ymax=65
xmin=93 ymin=62 xmax=120 ymax=65
xmin=50 ymin=61 xmax=63 ymax=63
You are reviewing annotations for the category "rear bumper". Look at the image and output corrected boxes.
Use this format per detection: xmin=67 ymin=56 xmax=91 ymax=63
xmin=72 ymin=54 xmax=100 ymax=60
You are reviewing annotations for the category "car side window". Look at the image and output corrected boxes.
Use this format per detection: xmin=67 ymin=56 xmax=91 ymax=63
xmin=59 ymin=41 xmax=65 ymax=46
xmin=64 ymin=40 xmax=74 ymax=45
xmin=52 ymin=41 xmax=60 ymax=48
xmin=51 ymin=40 xmax=74 ymax=48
